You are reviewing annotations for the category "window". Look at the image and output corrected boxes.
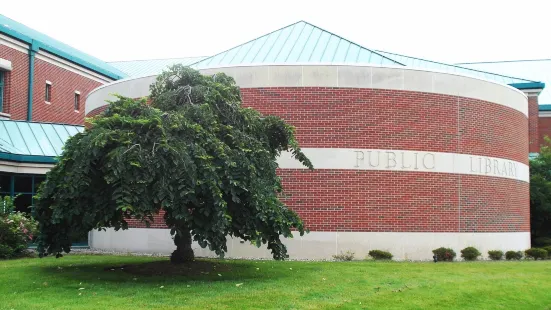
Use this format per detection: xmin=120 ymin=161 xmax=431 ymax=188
xmin=0 ymin=71 xmax=4 ymax=113
xmin=74 ymin=91 xmax=80 ymax=111
xmin=45 ymin=81 xmax=52 ymax=103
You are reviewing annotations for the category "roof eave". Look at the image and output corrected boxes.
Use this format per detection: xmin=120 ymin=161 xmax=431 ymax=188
xmin=0 ymin=24 xmax=127 ymax=80
xmin=0 ymin=152 xmax=56 ymax=164
xmin=509 ymin=82 xmax=546 ymax=90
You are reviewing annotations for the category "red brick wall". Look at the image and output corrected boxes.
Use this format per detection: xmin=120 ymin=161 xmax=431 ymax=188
xmin=528 ymin=95 xmax=539 ymax=153
xmin=121 ymin=87 xmax=529 ymax=233
xmin=539 ymin=116 xmax=551 ymax=147
xmin=0 ymin=45 xmax=28 ymax=119
xmin=32 ymin=58 xmax=102 ymax=125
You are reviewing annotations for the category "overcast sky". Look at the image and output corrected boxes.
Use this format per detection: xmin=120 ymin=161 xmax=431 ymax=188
xmin=2 ymin=0 xmax=550 ymax=63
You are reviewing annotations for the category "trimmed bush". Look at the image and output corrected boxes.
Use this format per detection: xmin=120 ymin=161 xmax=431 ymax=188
xmin=542 ymin=246 xmax=551 ymax=258
xmin=333 ymin=251 xmax=355 ymax=261
xmin=525 ymin=248 xmax=548 ymax=260
xmin=487 ymin=250 xmax=504 ymax=261
xmin=461 ymin=247 xmax=481 ymax=261
xmin=505 ymin=251 xmax=523 ymax=260
xmin=432 ymin=247 xmax=456 ymax=261
xmin=368 ymin=250 xmax=393 ymax=260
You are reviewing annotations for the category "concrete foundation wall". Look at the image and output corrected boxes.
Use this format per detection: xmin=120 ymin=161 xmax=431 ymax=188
xmin=90 ymin=229 xmax=530 ymax=261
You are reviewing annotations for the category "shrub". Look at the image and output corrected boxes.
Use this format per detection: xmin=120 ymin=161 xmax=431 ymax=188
xmin=460 ymin=247 xmax=481 ymax=261
xmin=542 ymin=246 xmax=551 ymax=258
xmin=505 ymin=251 xmax=523 ymax=260
xmin=487 ymin=250 xmax=504 ymax=261
xmin=432 ymin=247 xmax=456 ymax=261
xmin=368 ymin=250 xmax=393 ymax=260
xmin=525 ymin=248 xmax=548 ymax=260
xmin=333 ymin=251 xmax=355 ymax=261
xmin=0 ymin=196 xmax=37 ymax=260
xmin=533 ymin=237 xmax=551 ymax=247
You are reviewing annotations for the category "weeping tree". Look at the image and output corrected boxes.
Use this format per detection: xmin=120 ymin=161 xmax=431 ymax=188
xmin=34 ymin=65 xmax=313 ymax=263
xmin=530 ymin=137 xmax=551 ymax=246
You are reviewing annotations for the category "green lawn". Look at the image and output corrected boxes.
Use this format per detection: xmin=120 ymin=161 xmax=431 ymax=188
xmin=1 ymin=255 xmax=550 ymax=310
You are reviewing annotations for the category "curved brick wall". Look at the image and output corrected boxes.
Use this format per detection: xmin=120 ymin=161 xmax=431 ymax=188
xmin=87 ymin=65 xmax=530 ymax=259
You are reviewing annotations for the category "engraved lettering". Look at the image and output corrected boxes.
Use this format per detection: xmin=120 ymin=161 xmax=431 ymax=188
xmin=414 ymin=152 xmax=419 ymax=170
xmin=401 ymin=152 xmax=411 ymax=169
xmin=493 ymin=159 xmax=500 ymax=175
xmin=386 ymin=151 xmax=396 ymax=168
xmin=501 ymin=161 xmax=508 ymax=176
xmin=354 ymin=151 xmax=364 ymax=168
xmin=422 ymin=153 xmax=435 ymax=169
xmin=485 ymin=158 xmax=492 ymax=174
xmin=511 ymin=162 xmax=517 ymax=177
xmin=470 ymin=156 xmax=477 ymax=172
xmin=367 ymin=151 xmax=380 ymax=167
xmin=508 ymin=162 xmax=514 ymax=176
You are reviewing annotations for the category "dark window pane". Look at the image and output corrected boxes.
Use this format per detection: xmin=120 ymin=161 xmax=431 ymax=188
xmin=14 ymin=194 xmax=33 ymax=213
xmin=0 ymin=174 xmax=10 ymax=193
xmin=34 ymin=177 xmax=45 ymax=192
xmin=14 ymin=176 xmax=32 ymax=193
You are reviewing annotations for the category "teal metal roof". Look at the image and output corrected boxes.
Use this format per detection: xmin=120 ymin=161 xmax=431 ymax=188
xmin=0 ymin=14 xmax=127 ymax=80
xmin=377 ymin=50 xmax=537 ymax=85
xmin=458 ymin=60 xmax=551 ymax=105
xmin=540 ymin=104 xmax=551 ymax=111
xmin=191 ymin=21 xmax=404 ymax=69
xmin=109 ymin=57 xmax=207 ymax=77
xmin=0 ymin=120 xmax=83 ymax=163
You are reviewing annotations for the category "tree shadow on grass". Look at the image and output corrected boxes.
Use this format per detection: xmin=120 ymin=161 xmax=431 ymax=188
xmin=36 ymin=257 xmax=292 ymax=284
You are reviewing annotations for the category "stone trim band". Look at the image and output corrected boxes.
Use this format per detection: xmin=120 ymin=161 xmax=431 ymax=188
xmin=278 ymin=148 xmax=529 ymax=182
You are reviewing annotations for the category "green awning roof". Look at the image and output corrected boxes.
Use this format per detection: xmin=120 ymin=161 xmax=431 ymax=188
xmin=0 ymin=120 xmax=83 ymax=164
xmin=0 ymin=14 xmax=127 ymax=80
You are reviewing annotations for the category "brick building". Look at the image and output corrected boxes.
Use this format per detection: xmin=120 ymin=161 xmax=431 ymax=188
xmin=0 ymin=17 xmax=548 ymax=259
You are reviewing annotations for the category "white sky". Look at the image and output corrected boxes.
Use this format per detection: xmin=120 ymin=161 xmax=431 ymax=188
xmin=2 ymin=0 xmax=550 ymax=63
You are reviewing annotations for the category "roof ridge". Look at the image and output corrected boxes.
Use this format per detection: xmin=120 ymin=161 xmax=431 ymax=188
xmin=377 ymin=50 xmax=537 ymax=83
xmin=190 ymin=20 xmax=405 ymax=67
xmin=457 ymin=59 xmax=551 ymax=65
xmin=109 ymin=56 xmax=208 ymax=63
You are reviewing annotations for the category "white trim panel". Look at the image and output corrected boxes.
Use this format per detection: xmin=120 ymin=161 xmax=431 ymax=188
xmin=0 ymin=160 xmax=53 ymax=174
xmin=278 ymin=148 xmax=529 ymax=183
xmin=85 ymin=75 xmax=157 ymax=114
xmin=539 ymin=111 xmax=551 ymax=117
xmin=36 ymin=50 xmax=113 ymax=84
xmin=85 ymin=65 xmax=529 ymax=117
xmin=0 ymin=58 xmax=12 ymax=71
xmin=90 ymin=228 xmax=530 ymax=261
xmin=199 ymin=65 xmax=528 ymax=117
xmin=0 ymin=34 xmax=28 ymax=53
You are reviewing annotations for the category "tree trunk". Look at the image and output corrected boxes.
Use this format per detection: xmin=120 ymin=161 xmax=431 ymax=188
xmin=170 ymin=228 xmax=194 ymax=264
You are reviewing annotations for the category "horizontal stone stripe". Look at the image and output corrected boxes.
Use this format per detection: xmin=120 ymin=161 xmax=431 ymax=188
xmin=278 ymin=148 xmax=529 ymax=182
xmin=90 ymin=229 xmax=530 ymax=261
xmin=199 ymin=65 xmax=528 ymax=116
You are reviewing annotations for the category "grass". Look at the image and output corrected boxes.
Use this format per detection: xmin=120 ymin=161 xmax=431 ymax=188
xmin=0 ymin=255 xmax=551 ymax=310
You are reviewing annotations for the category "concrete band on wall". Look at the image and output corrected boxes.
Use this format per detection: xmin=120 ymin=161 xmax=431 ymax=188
xmin=85 ymin=64 xmax=528 ymax=116
xmin=85 ymin=64 xmax=531 ymax=260
xmin=90 ymin=228 xmax=530 ymax=261
xmin=0 ymin=160 xmax=53 ymax=174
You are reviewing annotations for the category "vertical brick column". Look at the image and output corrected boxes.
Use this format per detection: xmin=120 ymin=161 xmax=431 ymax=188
xmin=525 ymin=90 xmax=542 ymax=153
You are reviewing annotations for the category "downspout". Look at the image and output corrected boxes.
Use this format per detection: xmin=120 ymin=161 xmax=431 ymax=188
xmin=27 ymin=41 xmax=39 ymax=121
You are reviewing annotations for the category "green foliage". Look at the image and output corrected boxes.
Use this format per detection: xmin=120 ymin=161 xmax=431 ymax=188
xmin=34 ymin=65 xmax=313 ymax=261
xmin=487 ymin=250 xmax=504 ymax=261
xmin=0 ymin=196 xmax=37 ymax=259
xmin=432 ymin=247 xmax=456 ymax=261
xmin=332 ymin=251 xmax=355 ymax=261
xmin=505 ymin=251 xmax=523 ymax=260
xmin=542 ymin=246 xmax=551 ymax=258
xmin=533 ymin=237 xmax=551 ymax=247
xmin=368 ymin=250 xmax=393 ymax=260
xmin=460 ymin=247 xmax=481 ymax=261
xmin=529 ymin=137 xmax=551 ymax=245
xmin=525 ymin=248 xmax=548 ymax=260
